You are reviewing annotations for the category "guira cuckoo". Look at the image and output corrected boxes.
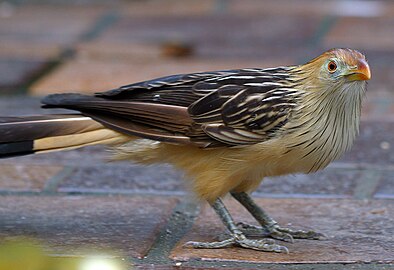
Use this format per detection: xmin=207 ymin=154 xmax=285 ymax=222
xmin=0 ymin=48 xmax=371 ymax=252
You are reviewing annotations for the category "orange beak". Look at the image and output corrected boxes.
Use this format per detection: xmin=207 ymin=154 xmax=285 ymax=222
xmin=346 ymin=59 xmax=371 ymax=81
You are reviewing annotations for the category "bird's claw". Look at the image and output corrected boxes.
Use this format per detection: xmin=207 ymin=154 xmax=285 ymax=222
xmin=273 ymin=225 xmax=327 ymax=241
xmin=184 ymin=234 xmax=288 ymax=253
xmin=236 ymin=222 xmax=327 ymax=243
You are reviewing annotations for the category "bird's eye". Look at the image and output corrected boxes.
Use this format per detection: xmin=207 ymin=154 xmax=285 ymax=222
xmin=327 ymin=61 xmax=337 ymax=73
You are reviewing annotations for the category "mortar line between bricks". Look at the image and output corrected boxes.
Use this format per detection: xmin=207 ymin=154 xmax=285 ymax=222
xmin=328 ymin=162 xmax=394 ymax=171
xmin=20 ymin=48 xmax=76 ymax=95
xmin=308 ymin=15 xmax=337 ymax=47
xmin=23 ymin=61 xmax=72 ymax=95
xmin=353 ymin=170 xmax=382 ymax=200
xmin=21 ymin=10 xmax=119 ymax=94
xmin=297 ymin=15 xmax=337 ymax=63
xmin=42 ymin=166 xmax=75 ymax=194
xmin=172 ymin=260 xmax=394 ymax=269
xmin=79 ymin=10 xmax=120 ymax=42
xmin=375 ymin=195 xmax=394 ymax=200
xmin=1 ymin=190 xmax=392 ymax=201
xmin=135 ymin=198 xmax=200 ymax=265
xmin=213 ymin=0 xmax=229 ymax=14
xmin=59 ymin=188 xmax=188 ymax=197
xmin=15 ymin=160 xmax=394 ymax=171
xmin=371 ymin=98 xmax=393 ymax=115
xmin=59 ymin=188 xmax=352 ymax=199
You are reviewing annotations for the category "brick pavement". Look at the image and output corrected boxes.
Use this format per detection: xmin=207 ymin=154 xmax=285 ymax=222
xmin=0 ymin=0 xmax=394 ymax=269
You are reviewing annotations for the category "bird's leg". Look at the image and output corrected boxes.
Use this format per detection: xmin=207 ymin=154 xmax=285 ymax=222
xmin=231 ymin=191 xmax=326 ymax=243
xmin=184 ymin=198 xmax=288 ymax=253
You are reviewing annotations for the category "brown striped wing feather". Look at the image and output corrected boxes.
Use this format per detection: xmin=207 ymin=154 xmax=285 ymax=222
xmin=42 ymin=68 xmax=299 ymax=148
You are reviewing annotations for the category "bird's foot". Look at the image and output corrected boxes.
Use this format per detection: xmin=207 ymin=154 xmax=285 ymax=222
xmin=237 ymin=222 xmax=327 ymax=243
xmin=184 ymin=233 xmax=288 ymax=253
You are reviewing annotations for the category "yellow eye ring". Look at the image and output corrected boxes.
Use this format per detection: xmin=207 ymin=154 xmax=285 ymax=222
xmin=327 ymin=61 xmax=337 ymax=73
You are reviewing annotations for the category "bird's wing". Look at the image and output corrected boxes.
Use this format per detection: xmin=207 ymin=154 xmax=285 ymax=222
xmin=188 ymin=73 xmax=300 ymax=146
xmin=42 ymin=68 xmax=300 ymax=148
xmin=95 ymin=71 xmax=238 ymax=107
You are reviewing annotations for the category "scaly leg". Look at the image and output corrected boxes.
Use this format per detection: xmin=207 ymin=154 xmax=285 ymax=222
xmin=231 ymin=192 xmax=326 ymax=243
xmin=184 ymin=198 xmax=288 ymax=253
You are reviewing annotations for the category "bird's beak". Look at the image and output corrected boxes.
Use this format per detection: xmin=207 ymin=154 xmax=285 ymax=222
xmin=346 ymin=59 xmax=371 ymax=81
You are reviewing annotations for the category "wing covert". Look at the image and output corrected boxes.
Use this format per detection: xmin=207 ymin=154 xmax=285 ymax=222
xmin=189 ymin=79 xmax=300 ymax=146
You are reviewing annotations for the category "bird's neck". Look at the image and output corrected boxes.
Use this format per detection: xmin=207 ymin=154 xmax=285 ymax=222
xmin=288 ymin=81 xmax=366 ymax=172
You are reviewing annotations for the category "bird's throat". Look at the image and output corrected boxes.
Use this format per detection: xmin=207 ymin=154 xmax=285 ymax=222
xmin=285 ymin=81 xmax=366 ymax=173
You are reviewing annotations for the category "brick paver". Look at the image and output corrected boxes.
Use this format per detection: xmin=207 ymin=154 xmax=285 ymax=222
xmin=121 ymin=0 xmax=216 ymax=17
xmin=325 ymin=17 xmax=394 ymax=51
xmin=30 ymin=57 xmax=289 ymax=95
xmin=0 ymin=195 xmax=179 ymax=259
xmin=1 ymin=0 xmax=394 ymax=269
xmin=171 ymin=198 xmax=394 ymax=263
xmin=89 ymin=14 xmax=319 ymax=58
xmin=0 ymin=164 xmax=62 ymax=192
xmin=257 ymin=169 xmax=361 ymax=197
xmin=228 ymin=0 xmax=394 ymax=18
xmin=57 ymin=164 xmax=184 ymax=195
xmin=0 ymin=4 xmax=105 ymax=49
xmin=375 ymin=173 xmax=394 ymax=199
xmin=0 ymin=4 xmax=106 ymax=94
xmin=342 ymin=121 xmax=394 ymax=165
xmin=0 ymin=58 xmax=48 ymax=93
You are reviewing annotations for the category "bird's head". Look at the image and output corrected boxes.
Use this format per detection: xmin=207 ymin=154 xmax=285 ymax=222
xmin=296 ymin=48 xmax=371 ymax=94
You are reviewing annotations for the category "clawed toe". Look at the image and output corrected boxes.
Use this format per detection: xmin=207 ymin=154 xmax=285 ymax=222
xmin=236 ymin=222 xmax=326 ymax=243
xmin=237 ymin=238 xmax=289 ymax=253
xmin=184 ymin=238 xmax=235 ymax=249
xmin=273 ymin=226 xmax=327 ymax=241
xmin=184 ymin=235 xmax=288 ymax=253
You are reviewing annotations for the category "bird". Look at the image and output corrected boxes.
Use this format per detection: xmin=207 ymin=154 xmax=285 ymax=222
xmin=0 ymin=48 xmax=370 ymax=253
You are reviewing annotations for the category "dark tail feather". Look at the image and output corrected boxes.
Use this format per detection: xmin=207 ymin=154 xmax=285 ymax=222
xmin=0 ymin=141 xmax=34 ymax=158
xmin=0 ymin=114 xmax=126 ymax=158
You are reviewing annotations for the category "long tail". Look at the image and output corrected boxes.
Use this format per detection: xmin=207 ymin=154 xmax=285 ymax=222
xmin=0 ymin=114 xmax=127 ymax=158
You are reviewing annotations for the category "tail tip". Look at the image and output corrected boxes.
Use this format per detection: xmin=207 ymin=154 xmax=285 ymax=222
xmin=41 ymin=93 xmax=86 ymax=108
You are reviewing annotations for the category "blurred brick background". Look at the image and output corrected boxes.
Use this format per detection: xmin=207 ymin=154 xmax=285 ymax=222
xmin=0 ymin=0 xmax=393 ymax=103
xmin=0 ymin=0 xmax=393 ymax=269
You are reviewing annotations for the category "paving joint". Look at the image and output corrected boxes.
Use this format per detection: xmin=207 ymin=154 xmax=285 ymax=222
xmin=79 ymin=9 xmax=120 ymax=42
xmin=174 ymin=261 xmax=394 ymax=270
xmin=18 ymin=9 xmax=120 ymax=95
xmin=308 ymin=15 xmax=337 ymax=48
xmin=12 ymin=46 xmax=77 ymax=97
xmin=329 ymin=162 xmax=394 ymax=171
xmin=374 ymin=194 xmax=394 ymax=200
xmin=58 ymin=188 xmax=187 ymax=197
xmin=371 ymin=98 xmax=394 ymax=115
xmin=42 ymin=166 xmax=75 ymax=194
xmin=213 ymin=0 xmax=229 ymax=14
xmin=135 ymin=197 xmax=200 ymax=265
xmin=353 ymin=170 xmax=382 ymax=200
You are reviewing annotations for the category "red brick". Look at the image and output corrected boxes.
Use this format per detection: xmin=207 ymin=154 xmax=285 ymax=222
xmin=30 ymin=57 xmax=291 ymax=95
xmin=0 ymin=4 xmax=105 ymax=50
xmin=121 ymin=0 xmax=216 ymax=17
xmin=228 ymin=0 xmax=333 ymax=16
xmin=342 ymin=121 xmax=394 ymax=165
xmin=0 ymin=58 xmax=48 ymax=92
xmin=0 ymin=164 xmax=62 ymax=192
xmin=258 ymin=169 xmax=360 ymax=197
xmin=57 ymin=164 xmax=184 ymax=194
xmin=0 ymin=195 xmax=178 ymax=258
xmin=325 ymin=17 xmax=394 ymax=50
xmin=171 ymin=198 xmax=394 ymax=263
xmin=375 ymin=172 xmax=394 ymax=199
xmin=83 ymin=14 xmax=319 ymax=60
